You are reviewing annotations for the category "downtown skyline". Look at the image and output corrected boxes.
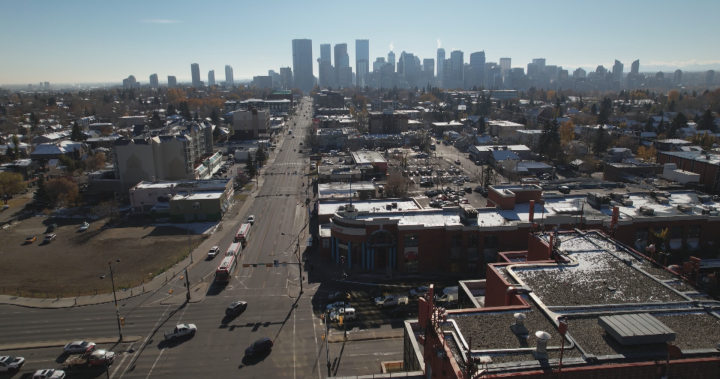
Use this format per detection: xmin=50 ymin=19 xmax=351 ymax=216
xmin=2 ymin=0 xmax=720 ymax=85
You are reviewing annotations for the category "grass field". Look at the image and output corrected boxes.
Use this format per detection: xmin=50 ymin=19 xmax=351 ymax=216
xmin=0 ymin=215 xmax=202 ymax=297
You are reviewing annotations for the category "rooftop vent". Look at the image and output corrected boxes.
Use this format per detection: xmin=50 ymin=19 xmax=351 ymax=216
xmin=638 ymin=206 xmax=655 ymax=216
xmin=698 ymin=194 xmax=712 ymax=203
xmin=620 ymin=199 xmax=634 ymax=206
xmin=510 ymin=313 xmax=528 ymax=335
xmin=598 ymin=314 xmax=675 ymax=345
xmin=677 ymin=204 xmax=693 ymax=212
xmin=532 ymin=331 xmax=552 ymax=360
xmin=656 ymin=197 xmax=670 ymax=205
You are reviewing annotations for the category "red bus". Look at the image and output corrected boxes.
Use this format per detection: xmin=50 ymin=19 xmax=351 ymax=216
xmin=215 ymin=255 xmax=237 ymax=283
xmin=226 ymin=242 xmax=242 ymax=258
xmin=235 ymin=223 xmax=251 ymax=246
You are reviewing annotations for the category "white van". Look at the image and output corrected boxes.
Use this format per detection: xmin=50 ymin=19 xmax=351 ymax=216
xmin=435 ymin=286 xmax=459 ymax=303
xmin=329 ymin=307 xmax=356 ymax=322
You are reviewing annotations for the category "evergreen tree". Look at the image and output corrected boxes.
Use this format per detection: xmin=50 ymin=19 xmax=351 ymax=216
xmin=668 ymin=112 xmax=687 ymax=139
xmin=538 ymin=119 xmax=561 ymax=159
xmin=71 ymin=122 xmax=84 ymax=142
xmin=167 ymin=103 xmax=177 ymax=116
xmin=477 ymin=117 xmax=486 ymax=134
xmin=210 ymin=108 xmax=220 ymax=126
xmin=592 ymin=127 xmax=609 ymax=156
xmin=245 ymin=154 xmax=256 ymax=177
xmin=255 ymin=147 xmax=265 ymax=167
xmin=597 ymin=106 xmax=610 ymax=125
xmin=644 ymin=117 xmax=655 ymax=132
xmin=150 ymin=111 xmax=162 ymax=128
xmin=697 ymin=109 xmax=716 ymax=132
xmin=590 ymin=104 xmax=597 ymax=115
xmin=33 ymin=176 xmax=50 ymax=206
xmin=657 ymin=119 xmax=666 ymax=134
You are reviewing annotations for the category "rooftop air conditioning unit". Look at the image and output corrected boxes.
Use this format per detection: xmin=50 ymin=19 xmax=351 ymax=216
xmin=638 ymin=206 xmax=655 ymax=216
xmin=698 ymin=195 xmax=712 ymax=203
xmin=677 ymin=204 xmax=693 ymax=212
xmin=620 ymin=199 xmax=634 ymax=206
xmin=656 ymin=197 xmax=670 ymax=205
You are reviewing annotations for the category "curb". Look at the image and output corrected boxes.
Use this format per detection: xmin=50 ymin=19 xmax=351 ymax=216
xmin=0 ymin=335 xmax=143 ymax=351
xmin=327 ymin=330 xmax=403 ymax=343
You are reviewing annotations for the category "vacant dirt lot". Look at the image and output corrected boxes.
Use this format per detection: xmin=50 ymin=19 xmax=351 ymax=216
xmin=0 ymin=216 xmax=202 ymax=297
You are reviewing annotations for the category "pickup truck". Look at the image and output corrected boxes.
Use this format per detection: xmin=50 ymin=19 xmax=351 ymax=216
xmin=63 ymin=349 xmax=115 ymax=369
xmin=0 ymin=356 xmax=25 ymax=372
xmin=374 ymin=294 xmax=409 ymax=308
xmin=164 ymin=323 xmax=197 ymax=340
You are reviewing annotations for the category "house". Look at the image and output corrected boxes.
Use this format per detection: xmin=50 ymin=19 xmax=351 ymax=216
xmin=605 ymin=147 xmax=634 ymax=163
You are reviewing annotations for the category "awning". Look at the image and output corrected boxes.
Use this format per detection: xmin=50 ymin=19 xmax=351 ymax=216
xmin=405 ymin=250 xmax=418 ymax=261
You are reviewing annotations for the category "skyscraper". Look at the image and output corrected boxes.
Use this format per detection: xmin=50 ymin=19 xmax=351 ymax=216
xmin=208 ymin=70 xmax=215 ymax=86
xmin=225 ymin=65 xmax=234 ymax=85
xmin=292 ymin=39 xmax=313 ymax=91
xmin=631 ymin=60 xmax=640 ymax=75
xmin=334 ymin=43 xmax=351 ymax=88
xmin=437 ymin=48 xmax=445 ymax=84
xmin=318 ymin=43 xmax=332 ymax=88
xmin=423 ymin=59 xmax=435 ymax=76
xmin=499 ymin=58 xmax=511 ymax=78
xmin=191 ymin=63 xmax=201 ymax=87
xmin=612 ymin=60 xmax=623 ymax=83
xmin=356 ymin=39 xmax=369 ymax=88
xmin=280 ymin=67 xmax=293 ymax=89
xmin=531 ymin=59 xmax=546 ymax=76
xmin=450 ymin=50 xmax=464 ymax=89
xmin=167 ymin=76 xmax=177 ymax=87
xmin=673 ymin=69 xmax=683 ymax=84
xmin=706 ymin=70 xmax=715 ymax=85
xmin=388 ymin=51 xmax=396 ymax=72
xmin=469 ymin=51 xmax=486 ymax=88
xmin=149 ymin=73 xmax=159 ymax=88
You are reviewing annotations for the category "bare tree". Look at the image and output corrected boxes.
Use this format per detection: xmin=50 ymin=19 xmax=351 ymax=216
xmin=92 ymin=199 xmax=119 ymax=224
xmin=384 ymin=170 xmax=410 ymax=198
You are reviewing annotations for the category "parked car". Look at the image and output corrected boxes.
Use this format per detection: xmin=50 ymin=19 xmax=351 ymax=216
xmin=78 ymin=222 xmax=89 ymax=231
xmin=43 ymin=233 xmax=56 ymax=243
xmin=46 ymin=223 xmax=58 ymax=233
xmin=247 ymin=215 xmax=255 ymax=224
xmin=329 ymin=307 xmax=356 ymax=322
xmin=207 ymin=246 xmax=220 ymax=258
xmin=328 ymin=292 xmax=350 ymax=301
xmin=409 ymin=286 xmax=430 ymax=298
xmin=375 ymin=294 xmax=409 ymax=308
xmin=32 ymin=369 xmax=66 ymax=379
xmin=164 ymin=324 xmax=197 ymax=340
xmin=245 ymin=337 xmax=273 ymax=356
xmin=0 ymin=205 xmax=9 ymax=212
xmin=454 ymin=159 xmax=461 ymax=165
xmin=225 ymin=301 xmax=248 ymax=316
xmin=424 ymin=190 xmax=438 ymax=197
xmin=25 ymin=235 xmax=37 ymax=244
xmin=0 ymin=356 xmax=25 ymax=372
xmin=63 ymin=341 xmax=96 ymax=355
xmin=326 ymin=301 xmax=351 ymax=311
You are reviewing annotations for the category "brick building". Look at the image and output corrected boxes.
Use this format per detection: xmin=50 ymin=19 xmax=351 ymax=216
xmin=320 ymin=185 xmax=720 ymax=275
xmin=657 ymin=150 xmax=720 ymax=192
xmin=403 ymin=230 xmax=720 ymax=378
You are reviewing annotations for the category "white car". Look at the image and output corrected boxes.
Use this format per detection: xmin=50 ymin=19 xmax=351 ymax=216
xmin=0 ymin=356 xmax=25 ymax=372
xmin=326 ymin=301 xmax=351 ymax=311
xmin=247 ymin=215 xmax=255 ymax=224
xmin=33 ymin=369 xmax=66 ymax=379
xmin=78 ymin=222 xmax=89 ymax=231
xmin=207 ymin=246 xmax=220 ymax=258
xmin=409 ymin=286 xmax=430 ymax=298
xmin=63 ymin=341 xmax=96 ymax=354
xmin=164 ymin=323 xmax=197 ymax=340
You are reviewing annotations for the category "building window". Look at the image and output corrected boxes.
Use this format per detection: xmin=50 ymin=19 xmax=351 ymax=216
xmin=193 ymin=202 xmax=201 ymax=209
xmin=468 ymin=234 xmax=478 ymax=248
xmin=404 ymin=233 xmax=418 ymax=247
xmin=484 ymin=235 xmax=499 ymax=249
xmin=451 ymin=235 xmax=462 ymax=259
xmin=404 ymin=261 xmax=418 ymax=273
xmin=635 ymin=228 xmax=648 ymax=245
xmin=688 ymin=225 xmax=701 ymax=238
xmin=670 ymin=226 xmax=683 ymax=239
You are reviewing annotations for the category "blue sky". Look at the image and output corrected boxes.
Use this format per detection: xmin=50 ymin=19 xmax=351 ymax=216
xmin=2 ymin=0 xmax=719 ymax=85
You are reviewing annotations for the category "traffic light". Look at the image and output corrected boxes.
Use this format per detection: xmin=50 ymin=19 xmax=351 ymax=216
xmin=120 ymin=317 xmax=125 ymax=326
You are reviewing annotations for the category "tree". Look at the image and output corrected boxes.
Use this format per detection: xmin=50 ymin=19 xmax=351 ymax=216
xmin=477 ymin=117 xmax=486 ymax=134
xmin=384 ymin=171 xmax=410 ymax=197
xmin=597 ymin=105 xmax=610 ymax=125
xmin=559 ymin=120 xmax=574 ymax=146
xmin=592 ymin=128 xmax=609 ymax=156
xmin=590 ymin=104 xmax=597 ymax=115
xmin=45 ymin=177 xmax=80 ymax=208
xmin=58 ymin=154 xmax=76 ymax=172
xmin=255 ymin=146 xmax=266 ymax=166
xmin=246 ymin=154 xmax=256 ymax=178
xmin=86 ymin=152 xmax=106 ymax=171
xmin=167 ymin=103 xmax=177 ymax=116
xmin=0 ymin=172 xmax=26 ymax=203
xmin=71 ymin=122 xmax=84 ymax=142
xmin=697 ymin=109 xmax=716 ymax=132
xmin=668 ymin=112 xmax=687 ymax=139
xmin=637 ymin=146 xmax=657 ymax=162
xmin=482 ymin=165 xmax=496 ymax=188
xmin=92 ymin=200 xmax=119 ymax=225
xmin=210 ymin=108 xmax=221 ymax=126
xmin=150 ymin=111 xmax=162 ymax=129
xmin=33 ymin=176 xmax=50 ymax=207
xmin=644 ymin=117 xmax=655 ymax=132
xmin=538 ymin=119 xmax=561 ymax=159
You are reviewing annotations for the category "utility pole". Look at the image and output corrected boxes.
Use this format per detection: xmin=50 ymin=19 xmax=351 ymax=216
xmin=108 ymin=261 xmax=122 ymax=340
xmin=186 ymin=213 xmax=193 ymax=263
xmin=297 ymin=236 xmax=303 ymax=294
xmin=185 ymin=268 xmax=191 ymax=301
xmin=326 ymin=310 xmax=331 ymax=377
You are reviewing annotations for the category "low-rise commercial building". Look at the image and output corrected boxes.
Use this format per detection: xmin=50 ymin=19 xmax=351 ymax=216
xmin=468 ymin=145 xmax=531 ymax=162
xmin=368 ymin=110 xmax=409 ymax=134
xmin=488 ymin=120 xmax=525 ymax=143
xmin=657 ymin=150 xmax=720 ymax=192
xmin=350 ymin=150 xmax=387 ymax=172
xmin=230 ymin=108 xmax=269 ymax=139
xmin=129 ymin=179 xmax=233 ymax=213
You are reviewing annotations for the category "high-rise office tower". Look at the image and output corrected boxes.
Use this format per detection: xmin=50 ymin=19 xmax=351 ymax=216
xmin=673 ymin=69 xmax=683 ymax=84
xmin=373 ymin=57 xmax=386 ymax=72
xmin=450 ymin=50 xmax=464 ymax=89
xmin=437 ymin=48 xmax=445 ymax=81
xmin=280 ymin=67 xmax=293 ymax=89
xmin=167 ymin=76 xmax=177 ymax=87
xmin=388 ymin=51 xmax=396 ymax=72
xmin=149 ymin=73 xmax=159 ymax=88
xmin=499 ymin=58 xmax=511 ymax=78
xmin=356 ymin=39 xmax=369 ymax=87
xmin=191 ymin=63 xmax=201 ymax=87
xmin=423 ymin=59 xmax=435 ymax=76
xmin=208 ymin=70 xmax=215 ymax=86
xmin=469 ymin=51 xmax=486 ymax=88
xmin=334 ymin=43 xmax=351 ymax=88
xmin=268 ymin=70 xmax=280 ymax=88
xmin=612 ymin=60 xmax=623 ymax=83
xmin=631 ymin=60 xmax=640 ymax=75
xmin=317 ymin=43 xmax=332 ymax=88
xmin=573 ymin=68 xmax=586 ymax=78
xmin=225 ymin=65 xmax=234 ymax=85
xmin=706 ymin=70 xmax=715 ymax=85
xmin=292 ymin=39 xmax=313 ymax=91
xmin=531 ymin=59 xmax=546 ymax=75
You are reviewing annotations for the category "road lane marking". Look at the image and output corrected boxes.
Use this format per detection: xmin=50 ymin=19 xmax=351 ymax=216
xmin=119 ymin=304 xmax=171 ymax=379
xmin=310 ymin=299 xmax=322 ymax=379
xmin=110 ymin=342 xmax=135 ymax=379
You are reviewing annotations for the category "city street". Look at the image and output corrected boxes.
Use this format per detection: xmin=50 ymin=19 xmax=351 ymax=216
xmin=0 ymin=98 xmax=404 ymax=379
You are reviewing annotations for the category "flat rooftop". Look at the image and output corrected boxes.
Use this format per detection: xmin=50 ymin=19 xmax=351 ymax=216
xmin=351 ymin=150 xmax=387 ymax=164
xmin=318 ymin=199 xmax=420 ymax=216
xmin=133 ymin=179 xmax=231 ymax=190
xmin=172 ymin=191 xmax=224 ymax=200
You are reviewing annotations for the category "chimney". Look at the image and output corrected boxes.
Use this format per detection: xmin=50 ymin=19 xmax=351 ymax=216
xmin=532 ymin=331 xmax=551 ymax=359
xmin=529 ymin=200 xmax=535 ymax=223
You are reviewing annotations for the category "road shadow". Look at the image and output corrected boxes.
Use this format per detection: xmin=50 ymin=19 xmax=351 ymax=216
xmin=239 ymin=349 xmax=272 ymax=366
xmin=205 ymin=281 xmax=227 ymax=296
xmin=156 ymin=332 xmax=194 ymax=349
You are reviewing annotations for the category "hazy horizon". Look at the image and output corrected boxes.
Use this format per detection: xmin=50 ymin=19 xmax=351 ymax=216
xmin=2 ymin=0 xmax=719 ymax=86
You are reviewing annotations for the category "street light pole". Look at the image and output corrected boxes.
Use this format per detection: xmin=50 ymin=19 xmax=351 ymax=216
xmin=186 ymin=214 xmax=193 ymax=264
xmin=326 ymin=310 xmax=331 ymax=377
xmin=297 ymin=236 xmax=303 ymax=294
xmin=108 ymin=261 xmax=122 ymax=340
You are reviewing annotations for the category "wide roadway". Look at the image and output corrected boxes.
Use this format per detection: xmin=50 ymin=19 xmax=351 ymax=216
xmin=0 ymin=98 xmax=348 ymax=379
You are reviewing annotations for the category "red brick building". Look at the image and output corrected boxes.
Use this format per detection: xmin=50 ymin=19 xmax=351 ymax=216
xmin=403 ymin=230 xmax=720 ymax=378
xmin=319 ymin=185 xmax=720 ymax=275
xmin=657 ymin=150 xmax=720 ymax=192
